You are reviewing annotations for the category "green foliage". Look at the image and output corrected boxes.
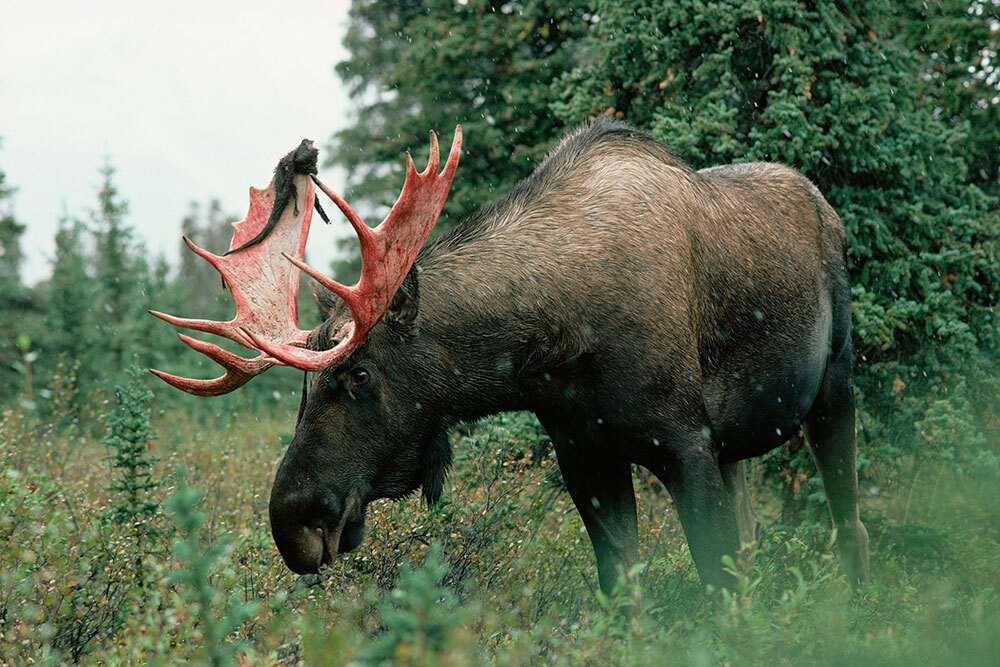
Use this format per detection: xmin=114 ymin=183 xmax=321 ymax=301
xmin=101 ymin=367 xmax=162 ymax=589
xmin=892 ymin=0 xmax=1000 ymax=197
xmin=91 ymin=160 xmax=135 ymax=372
xmin=328 ymin=0 xmax=595 ymax=279
xmin=0 ymin=416 xmax=137 ymax=662
xmin=42 ymin=218 xmax=99 ymax=418
xmin=166 ymin=465 xmax=258 ymax=666
xmin=0 ymin=150 xmax=40 ymax=411
xmin=358 ymin=545 xmax=477 ymax=664
xmin=2 ymin=401 xmax=999 ymax=663
xmin=0 ymin=155 xmax=26 ymax=303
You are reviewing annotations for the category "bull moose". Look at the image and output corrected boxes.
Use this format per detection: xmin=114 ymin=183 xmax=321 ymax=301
xmin=151 ymin=120 xmax=869 ymax=594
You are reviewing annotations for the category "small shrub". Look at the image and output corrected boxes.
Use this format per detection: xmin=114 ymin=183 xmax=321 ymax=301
xmin=166 ymin=465 xmax=258 ymax=666
xmin=357 ymin=545 xmax=477 ymax=665
xmin=101 ymin=367 xmax=163 ymax=587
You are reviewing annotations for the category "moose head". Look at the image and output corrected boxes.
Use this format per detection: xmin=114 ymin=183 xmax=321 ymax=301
xmin=151 ymin=129 xmax=462 ymax=572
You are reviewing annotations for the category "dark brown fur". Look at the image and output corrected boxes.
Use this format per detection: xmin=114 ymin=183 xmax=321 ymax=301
xmin=269 ymin=119 xmax=869 ymax=593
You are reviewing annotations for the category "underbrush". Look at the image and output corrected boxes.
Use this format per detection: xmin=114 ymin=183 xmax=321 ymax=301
xmin=1 ymin=381 xmax=998 ymax=664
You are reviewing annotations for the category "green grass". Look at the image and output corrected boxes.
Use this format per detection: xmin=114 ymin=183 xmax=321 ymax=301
xmin=1 ymin=400 xmax=998 ymax=664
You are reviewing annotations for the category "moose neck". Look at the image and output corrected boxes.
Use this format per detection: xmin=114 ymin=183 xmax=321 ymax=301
xmin=415 ymin=237 xmax=561 ymax=425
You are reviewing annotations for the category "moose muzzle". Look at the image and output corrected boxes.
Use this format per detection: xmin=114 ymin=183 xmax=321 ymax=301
xmin=268 ymin=486 xmax=365 ymax=574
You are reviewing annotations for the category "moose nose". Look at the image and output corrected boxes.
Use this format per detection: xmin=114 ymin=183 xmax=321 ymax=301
xmin=273 ymin=524 xmax=326 ymax=574
xmin=269 ymin=484 xmax=365 ymax=574
xmin=268 ymin=485 xmax=337 ymax=574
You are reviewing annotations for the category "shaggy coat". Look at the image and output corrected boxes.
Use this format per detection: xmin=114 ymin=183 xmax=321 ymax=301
xmin=270 ymin=119 xmax=869 ymax=593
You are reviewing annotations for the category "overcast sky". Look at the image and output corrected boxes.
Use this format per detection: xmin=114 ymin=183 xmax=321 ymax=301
xmin=1 ymin=0 xmax=355 ymax=285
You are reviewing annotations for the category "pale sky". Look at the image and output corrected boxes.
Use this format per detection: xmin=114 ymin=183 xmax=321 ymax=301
xmin=1 ymin=0 xmax=355 ymax=285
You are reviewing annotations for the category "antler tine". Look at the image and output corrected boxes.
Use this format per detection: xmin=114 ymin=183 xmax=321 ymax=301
xmin=444 ymin=124 xmax=462 ymax=177
xmin=182 ymin=235 xmax=223 ymax=270
xmin=405 ymin=152 xmax=418 ymax=179
xmin=309 ymin=176 xmax=376 ymax=257
xmin=242 ymin=323 xmax=359 ymax=372
xmin=176 ymin=333 xmax=266 ymax=370
xmin=425 ymin=131 xmax=440 ymax=175
xmin=149 ymin=367 xmax=255 ymax=397
xmin=149 ymin=309 xmax=255 ymax=348
xmin=149 ymin=333 xmax=277 ymax=396
xmin=280 ymin=252 xmax=357 ymax=311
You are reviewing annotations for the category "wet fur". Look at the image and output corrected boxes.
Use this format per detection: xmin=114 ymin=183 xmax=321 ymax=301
xmin=271 ymin=119 xmax=868 ymax=591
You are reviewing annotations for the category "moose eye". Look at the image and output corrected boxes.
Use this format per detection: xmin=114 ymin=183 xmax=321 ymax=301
xmin=350 ymin=368 xmax=370 ymax=388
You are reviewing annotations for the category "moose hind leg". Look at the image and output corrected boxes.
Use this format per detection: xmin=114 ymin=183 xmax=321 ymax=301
xmin=721 ymin=459 xmax=759 ymax=546
xmin=802 ymin=352 xmax=869 ymax=587
xmin=656 ymin=441 xmax=740 ymax=592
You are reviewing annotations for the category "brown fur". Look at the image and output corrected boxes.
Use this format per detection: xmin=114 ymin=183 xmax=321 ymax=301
xmin=269 ymin=119 xmax=869 ymax=594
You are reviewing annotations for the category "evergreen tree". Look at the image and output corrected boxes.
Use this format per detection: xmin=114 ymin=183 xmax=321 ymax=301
xmin=328 ymin=0 xmax=595 ymax=278
xmin=102 ymin=367 xmax=161 ymax=588
xmin=88 ymin=159 xmax=170 ymax=384
xmin=42 ymin=217 xmax=100 ymax=416
xmin=552 ymin=0 xmax=999 ymax=472
xmin=0 ymin=158 xmax=25 ymax=300
xmin=93 ymin=162 xmax=132 ymax=310
xmin=91 ymin=160 xmax=135 ymax=373
xmin=893 ymin=0 xmax=1000 ymax=196
xmin=129 ymin=251 xmax=175 ymax=373
xmin=0 ymin=151 xmax=34 ymax=405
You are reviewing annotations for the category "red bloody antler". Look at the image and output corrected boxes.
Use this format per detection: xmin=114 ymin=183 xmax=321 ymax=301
xmin=243 ymin=127 xmax=462 ymax=371
xmin=148 ymin=150 xmax=317 ymax=395
xmin=149 ymin=128 xmax=462 ymax=394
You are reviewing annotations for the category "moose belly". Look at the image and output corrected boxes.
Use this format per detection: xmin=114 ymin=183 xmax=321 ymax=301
xmin=703 ymin=342 xmax=829 ymax=464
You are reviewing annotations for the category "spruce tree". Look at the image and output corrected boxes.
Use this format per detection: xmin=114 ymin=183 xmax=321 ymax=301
xmin=89 ymin=160 xmax=168 ymax=384
xmin=0 ymin=152 xmax=34 ymax=406
xmin=91 ymin=161 xmax=132 ymax=372
xmin=552 ymin=0 xmax=1000 ymax=471
xmin=102 ymin=367 xmax=161 ymax=588
xmin=43 ymin=217 xmax=99 ymax=418
xmin=0 ymin=159 xmax=25 ymax=300
xmin=892 ymin=0 xmax=1000 ymax=196
xmin=328 ymin=0 xmax=594 ymax=278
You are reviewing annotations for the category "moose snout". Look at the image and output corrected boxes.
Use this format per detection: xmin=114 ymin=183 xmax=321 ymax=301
xmin=268 ymin=486 xmax=366 ymax=574
xmin=271 ymin=522 xmax=326 ymax=574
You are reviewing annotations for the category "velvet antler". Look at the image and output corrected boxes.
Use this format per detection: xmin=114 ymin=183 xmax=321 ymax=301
xmin=243 ymin=127 xmax=462 ymax=371
xmin=149 ymin=128 xmax=462 ymax=395
xmin=148 ymin=140 xmax=318 ymax=396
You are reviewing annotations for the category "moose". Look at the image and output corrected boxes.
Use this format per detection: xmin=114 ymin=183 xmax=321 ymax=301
xmin=151 ymin=120 xmax=869 ymax=594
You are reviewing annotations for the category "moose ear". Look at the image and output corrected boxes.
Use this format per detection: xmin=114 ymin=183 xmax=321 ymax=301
xmin=420 ymin=430 xmax=453 ymax=506
xmin=311 ymin=282 xmax=341 ymax=321
xmin=387 ymin=265 xmax=420 ymax=326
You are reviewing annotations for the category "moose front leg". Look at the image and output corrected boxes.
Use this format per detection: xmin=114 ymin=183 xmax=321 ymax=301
xmin=547 ymin=429 xmax=639 ymax=595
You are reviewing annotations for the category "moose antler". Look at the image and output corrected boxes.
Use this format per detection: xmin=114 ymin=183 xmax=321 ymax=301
xmin=149 ymin=129 xmax=462 ymax=395
xmin=148 ymin=140 xmax=318 ymax=396
xmin=242 ymin=127 xmax=462 ymax=371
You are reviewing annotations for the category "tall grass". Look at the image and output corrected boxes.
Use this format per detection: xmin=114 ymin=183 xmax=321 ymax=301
xmin=1 ymin=382 xmax=998 ymax=664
